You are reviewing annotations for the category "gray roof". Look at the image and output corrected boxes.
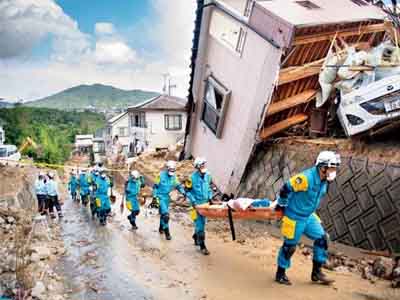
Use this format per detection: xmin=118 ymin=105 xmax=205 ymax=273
xmin=107 ymin=111 xmax=128 ymax=124
xmin=128 ymin=95 xmax=187 ymax=111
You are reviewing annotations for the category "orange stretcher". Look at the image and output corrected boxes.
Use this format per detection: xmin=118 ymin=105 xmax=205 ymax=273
xmin=196 ymin=203 xmax=283 ymax=220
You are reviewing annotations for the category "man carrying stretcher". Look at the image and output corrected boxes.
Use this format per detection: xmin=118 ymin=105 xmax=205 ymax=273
xmin=274 ymin=151 xmax=341 ymax=286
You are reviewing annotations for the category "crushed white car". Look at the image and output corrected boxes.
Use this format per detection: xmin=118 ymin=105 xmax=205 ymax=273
xmin=337 ymin=74 xmax=400 ymax=136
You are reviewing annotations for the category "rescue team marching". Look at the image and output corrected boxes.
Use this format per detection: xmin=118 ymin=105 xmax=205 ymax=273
xmin=33 ymin=151 xmax=340 ymax=286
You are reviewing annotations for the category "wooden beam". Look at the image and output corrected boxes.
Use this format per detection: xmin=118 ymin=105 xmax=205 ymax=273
xmin=278 ymin=42 xmax=374 ymax=85
xmin=260 ymin=114 xmax=309 ymax=140
xmin=278 ymin=61 xmax=323 ymax=85
xmin=267 ymin=89 xmax=317 ymax=116
xmin=293 ymin=23 xmax=386 ymax=46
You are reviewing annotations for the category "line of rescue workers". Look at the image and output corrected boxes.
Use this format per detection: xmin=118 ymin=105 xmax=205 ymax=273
xmin=34 ymin=151 xmax=341 ymax=287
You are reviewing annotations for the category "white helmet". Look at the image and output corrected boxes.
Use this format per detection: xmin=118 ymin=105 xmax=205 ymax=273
xmin=166 ymin=161 xmax=177 ymax=170
xmin=38 ymin=171 xmax=44 ymax=177
xmin=194 ymin=157 xmax=207 ymax=168
xmin=316 ymin=151 xmax=341 ymax=168
xmin=131 ymin=170 xmax=140 ymax=179
xmin=48 ymin=171 xmax=55 ymax=179
xmin=71 ymin=170 xmax=76 ymax=175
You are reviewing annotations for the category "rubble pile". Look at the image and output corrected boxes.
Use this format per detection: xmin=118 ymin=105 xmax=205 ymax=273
xmin=0 ymin=167 xmax=67 ymax=300
xmin=314 ymin=248 xmax=400 ymax=287
xmin=0 ymin=208 xmax=67 ymax=300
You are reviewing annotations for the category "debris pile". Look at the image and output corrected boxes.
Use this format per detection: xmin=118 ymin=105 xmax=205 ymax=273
xmin=0 ymin=167 xmax=67 ymax=300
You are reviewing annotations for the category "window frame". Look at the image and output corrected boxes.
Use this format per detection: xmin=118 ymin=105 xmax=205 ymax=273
xmin=164 ymin=114 xmax=183 ymax=131
xmin=201 ymin=76 xmax=231 ymax=139
xmin=118 ymin=127 xmax=128 ymax=137
xmin=130 ymin=112 xmax=146 ymax=128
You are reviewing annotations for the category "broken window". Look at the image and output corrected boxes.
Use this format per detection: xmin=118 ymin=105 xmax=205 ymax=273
xmin=165 ymin=114 xmax=182 ymax=130
xmin=209 ymin=10 xmax=247 ymax=55
xmin=295 ymin=1 xmax=321 ymax=9
xmin=201 ymin=76 xmax=231 ymax=138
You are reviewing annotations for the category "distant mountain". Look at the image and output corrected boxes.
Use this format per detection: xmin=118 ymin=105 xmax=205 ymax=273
xmin=0 ymin=101 xmax=14 ymax=108
xmin=25 ymin=84 xmax=160 ymax=111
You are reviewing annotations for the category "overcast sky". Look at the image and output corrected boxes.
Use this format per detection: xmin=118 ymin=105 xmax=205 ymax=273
xmin=0 ymin=0 xmax=197 ymax=101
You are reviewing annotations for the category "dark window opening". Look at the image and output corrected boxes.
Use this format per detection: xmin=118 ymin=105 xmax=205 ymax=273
xmin=201 ymin=77 xmax=231 ymax=138
xmin=131 ymin=112 xmax=146 ymax=128
xmin=295 ymin=1 xmax=321 ymax=9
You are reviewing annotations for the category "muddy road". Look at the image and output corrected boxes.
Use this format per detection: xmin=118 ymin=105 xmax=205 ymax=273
xmin=56 ymin=193 xmax=395 ymax=300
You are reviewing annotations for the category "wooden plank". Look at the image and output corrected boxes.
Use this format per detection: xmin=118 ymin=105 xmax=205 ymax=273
xmin=278 ymin=60 xmax=324 ymax=85
xmin=293 ymin=23 xmax=386 ymax=46
xmin=267 ymin=90 xmax=317 ymax=116
xmin=260 ymin=114 xmax=309 ymax=140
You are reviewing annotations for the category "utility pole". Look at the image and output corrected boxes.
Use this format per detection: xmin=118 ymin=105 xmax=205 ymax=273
xmin=162 ymin=73 xmax=169 ymax=95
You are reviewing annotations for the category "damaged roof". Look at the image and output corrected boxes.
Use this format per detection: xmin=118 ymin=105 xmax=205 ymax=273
xmin=256 ymin=0 xmax=385 ymax=26
xmin=128 ymin=95 xmax=187 ymax=111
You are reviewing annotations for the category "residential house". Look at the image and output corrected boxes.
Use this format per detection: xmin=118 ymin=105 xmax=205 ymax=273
xmin=184 ymin=0 xmax=384 ymax=193
xmin=128 ymin=95 xmax=187 ymax=152
xmin=75 ymin=134 xmax=93 ymax=153
xmin=104 ymin=111 xmax=130 ymax=155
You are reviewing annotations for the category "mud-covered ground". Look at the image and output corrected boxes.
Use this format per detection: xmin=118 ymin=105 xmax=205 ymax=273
xmin=56 ymin=189 xmax=396 ymax=300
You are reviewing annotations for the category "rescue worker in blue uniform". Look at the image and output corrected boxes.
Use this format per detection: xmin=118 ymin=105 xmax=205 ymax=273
xmin=95 ymin=170 xmax=112 ymax=226
xmin=124 ymin=170 xmax=145 ymax=230
xmin=186 ymin=157 xmax=213 ymax=255
xmin=68 ymin=170 xmax=79 ymax=202
xmin=275 ymin=151 xmax=341 ymax=286
xmin=35 ymin=171 xmax=47 ymax=214
xmin=46 ymin=171 xmax=63 ymax=219
xmin=78 ymin=169 xmax=90 ymax=206
xmin=88 ymin=167 xmax=100 ymax=218
xmin=152 ymin=161 xmax=185 ymax=240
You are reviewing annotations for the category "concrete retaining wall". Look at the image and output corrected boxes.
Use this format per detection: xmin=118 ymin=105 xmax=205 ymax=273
xmin=237 ymin=141 xmax=400 ymax=252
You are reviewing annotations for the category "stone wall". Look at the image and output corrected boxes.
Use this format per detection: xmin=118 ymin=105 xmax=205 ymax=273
xmin=237 ymin=141 xmax=400 ymax=252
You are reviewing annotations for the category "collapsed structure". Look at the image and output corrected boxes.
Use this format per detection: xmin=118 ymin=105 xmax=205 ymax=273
xmin=184 ymin=0 xmax=400 ymax=251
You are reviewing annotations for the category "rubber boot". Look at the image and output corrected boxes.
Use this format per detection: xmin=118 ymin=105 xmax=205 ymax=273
xmin=159 ymin=223 xmax=164 ymax=234
xmin=200 ymin=242 xmax=210 ymax=256
xmin=311 ymin=261 xmax=335 ymax=285
xmin=198 ymin=234 xmax=210 ymax=255
xmin=128 ymin=215 xmax=138 ymax=230
xmin=192 ymin=233 xmax=199 ymax=246
xmin=275 ymin=266 xmax=292 ymax=285
xmin=164 ymin=228 xmax=172 ymax=240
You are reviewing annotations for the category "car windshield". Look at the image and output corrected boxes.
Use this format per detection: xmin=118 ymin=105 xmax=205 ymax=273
xmin=0 ymin=148 xmax=7 ymax=157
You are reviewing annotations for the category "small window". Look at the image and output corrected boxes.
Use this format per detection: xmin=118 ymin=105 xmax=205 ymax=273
xmin=201 ymin=76 xmax=231 ymax=138
xmin=119 ymin=127 xmax=128 ymax=137
xmin=295 ymin=1 xmax=321 ymax=9
xmin=165 ymin=115 xmax=182 ymax=130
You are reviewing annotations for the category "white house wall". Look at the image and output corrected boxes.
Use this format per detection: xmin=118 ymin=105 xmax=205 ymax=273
xmin=106 ymin=113 xmax=130 ymax=154
xmin=145 ymin=110 xmax=187 ymax=149
xmin=189 ymin=6 xmax=282 ymax=193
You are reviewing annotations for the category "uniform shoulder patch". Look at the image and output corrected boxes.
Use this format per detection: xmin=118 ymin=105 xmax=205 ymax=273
xmin=154 ymin=174 xmax=160 ymax=184
xmin=184 ymin=178 xmax=193 ymax=189
xmin=289 ymin=174 xmax=308 ymax=192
